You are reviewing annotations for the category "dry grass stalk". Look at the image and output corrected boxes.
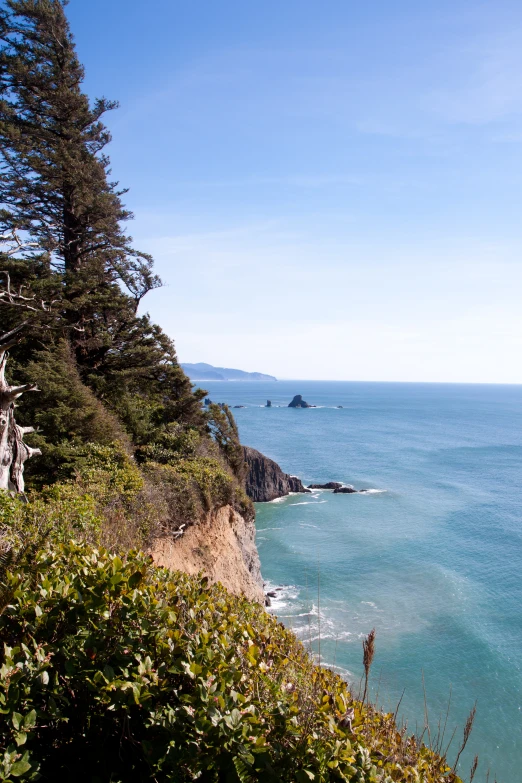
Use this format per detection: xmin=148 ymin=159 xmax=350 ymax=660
xmin=453 ymin=702 xmax=476 ymax=772
xmin=362 ymin=628 xmax=376 ymax=704
xmin=469 ymin=754 xmax=478 ymax=782
xmin=422 ymin=671 xmax=432 ymax=749
xmin=436 ymin=684 xmax=453 ymax=755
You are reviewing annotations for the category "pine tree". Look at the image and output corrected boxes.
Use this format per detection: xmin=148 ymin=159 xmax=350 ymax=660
xmin=0 ymin=0 xmax=160 ymax=307
xmin=0 ymin=0 xmax=207 ymax=462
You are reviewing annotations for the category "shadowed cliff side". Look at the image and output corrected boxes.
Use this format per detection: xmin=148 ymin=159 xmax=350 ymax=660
xmin=243 ymin=445 xmax=311 ymax=502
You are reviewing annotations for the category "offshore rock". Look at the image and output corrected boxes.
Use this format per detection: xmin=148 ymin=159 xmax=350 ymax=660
xmin=288 ymin=394 xmax=312 ymax=408
xmin=243 ymin=445 xmax=311 ymax=502
xmin=308 ymin=482 xmax=343 ymax=490
xmin=333 ymin=486 xmax=358 ymax=494
xmin=266 ymin=400 xmax=272 ymax=407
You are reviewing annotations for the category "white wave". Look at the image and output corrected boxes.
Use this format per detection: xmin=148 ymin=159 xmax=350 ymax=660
xmin=292 ymin=500 xmax=327 ymax=506
xmin=258 ymin=526 xmax=283 ymax=531
xmin=361 ymin=601 xmax=377 ymax=608
xmin=264 ymin=582 xmax=301 ymax=612
xmin=299 ymin=523 xmax=319 ymax=528
xmin=360 ymin=488 xmax=387 ymax=495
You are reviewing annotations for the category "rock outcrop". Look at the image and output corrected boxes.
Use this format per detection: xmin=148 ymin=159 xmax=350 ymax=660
xmin=308 ymin=482 xmax=343 ymax=490
xmin=288 ymin=394 xmax=312 ymax=408
xmin=243 ymin=445 xmax=311 ymax=502
xmin=333 ymin=486 xmax=358 ymax=494
xmin=152 ymin=504 xmax=264 ymax=603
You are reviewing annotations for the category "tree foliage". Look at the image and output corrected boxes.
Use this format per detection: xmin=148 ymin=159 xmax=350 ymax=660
xmin=0 ymin=0 xmax=159 ymax=302
xmin=0 ymin=0 xmax=208 ymax=486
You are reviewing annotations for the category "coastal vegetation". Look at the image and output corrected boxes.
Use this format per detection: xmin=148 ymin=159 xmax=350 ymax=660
xmin=0 ymin=1 xmax=470 ymax=781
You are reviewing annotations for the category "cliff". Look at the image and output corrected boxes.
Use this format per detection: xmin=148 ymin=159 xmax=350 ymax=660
xmin=152 ymin=504 xmax=264 ymax=603
xmin=243 ymin=445 xmax=311 ymax=502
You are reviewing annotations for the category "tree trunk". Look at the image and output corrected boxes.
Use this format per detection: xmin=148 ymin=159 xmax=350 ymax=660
xmin=0 ymin=328 xmax=41 ymax=493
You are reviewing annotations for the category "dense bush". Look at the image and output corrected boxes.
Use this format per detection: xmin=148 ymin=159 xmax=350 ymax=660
xmin=0 ymin=540 xmax=463 ymax=783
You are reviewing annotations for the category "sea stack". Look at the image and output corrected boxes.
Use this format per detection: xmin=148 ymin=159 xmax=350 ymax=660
xmin=288 ymin=394 xmax=311 ymax=408
xmin=266 ymin=400 xmax=272 ymax=407
xmin=243 ymin=446 xmax=311 ymax=502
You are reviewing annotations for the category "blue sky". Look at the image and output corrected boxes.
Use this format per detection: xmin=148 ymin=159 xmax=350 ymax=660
xmin=68 ymin=0 xmax=522 ymax=382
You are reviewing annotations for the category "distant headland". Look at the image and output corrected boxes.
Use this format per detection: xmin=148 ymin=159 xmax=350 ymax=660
xmin=182 ymin=362 xmax=277 ymax=381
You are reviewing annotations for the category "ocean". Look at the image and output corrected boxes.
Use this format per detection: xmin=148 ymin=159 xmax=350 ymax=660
xmin=198 ymin=380 xmax=522 ymax=782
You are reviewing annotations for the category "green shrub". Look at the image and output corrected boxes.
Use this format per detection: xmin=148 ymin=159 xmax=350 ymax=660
xmin=11 ymin=341 xmax=131 ymax=488
xmin=146 ymin=456 xmax=236 ymax=521
xmin=0 ymin=444 xmax=155 ymax=555
xmin=174 ymin=456 xmax=235 ymax=510
xmin=0 ymin=489 xmax=102 ymax=549
xmin=136 ymin=424 xmax=204 ymax=464
xmin=67 ymin=443 xmax=144 ymax=500
xmin=0 ymin=540 xmax=462 ymax=783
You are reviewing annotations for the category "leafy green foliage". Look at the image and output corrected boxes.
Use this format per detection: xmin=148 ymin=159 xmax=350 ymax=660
xmin=7 ymin=340 xmax=129 ymax=487
xmin=0 ymin=541 xmax=463 ymax=782
xmin=145 ymin=456 xmax=235 ymax=519
xmin=0 ymin=442 xmax=158 ymax=554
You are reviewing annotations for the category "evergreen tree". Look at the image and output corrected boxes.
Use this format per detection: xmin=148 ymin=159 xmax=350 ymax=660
xmin=0 ymin=0 xmax=207 ymax=461
xmin=0 ymin=0 xmax=159 ymax=306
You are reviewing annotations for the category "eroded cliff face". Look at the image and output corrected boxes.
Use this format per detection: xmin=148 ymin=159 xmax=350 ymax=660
xmin=243 ymin=445 xmax=311 ymax=502
xmin=152 ymin=504 xmax=264 ymax=604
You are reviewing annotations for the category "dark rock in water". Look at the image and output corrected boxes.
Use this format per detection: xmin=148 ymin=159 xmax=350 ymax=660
xmin=266 ymin=400 xmax=272 ymax=407
xmin=265 ymin=595 xmax=271 ymax=607
xmin=333 ymin=486 xmax=358 ymax=494
xmin=337 ymin=405 xmax=343 ymax=408
xmin=243 ymin=445 xmax=311 ymax=502
xmin=308 ymin=482 xmax=343 ymax=490
xmin=288 ymin=394 xmax=312 ymax=408
xmin=233 ymin=405 xmax=246 ymax=408
xmin=204 ymin=398 xmax=213 ymax=406
xmin=266 ymin=591 xmax=277 ymax=598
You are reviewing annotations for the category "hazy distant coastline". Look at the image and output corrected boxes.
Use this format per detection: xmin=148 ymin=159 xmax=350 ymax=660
xmin=182 ymin=362 xmax=277 ymax=381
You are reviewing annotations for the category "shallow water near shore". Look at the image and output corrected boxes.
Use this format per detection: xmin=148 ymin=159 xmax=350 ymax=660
xmin=199 ymin=380 xmax=522 ymax=782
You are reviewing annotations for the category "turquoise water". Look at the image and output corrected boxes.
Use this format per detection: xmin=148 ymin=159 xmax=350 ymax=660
xmin=200 ymin=381 xmax=522 ymax=782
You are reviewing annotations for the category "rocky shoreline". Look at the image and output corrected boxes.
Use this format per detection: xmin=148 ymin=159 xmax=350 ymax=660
xmin=243 ymin=449 xmax=370 ymax=502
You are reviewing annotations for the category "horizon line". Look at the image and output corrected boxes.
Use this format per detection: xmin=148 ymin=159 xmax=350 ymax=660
xmin=189 ymin=377 xmax=522 ymax=387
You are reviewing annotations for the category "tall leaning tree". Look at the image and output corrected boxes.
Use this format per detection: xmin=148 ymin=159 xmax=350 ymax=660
xmin=0 ymin=0 xmax=162 ymax=376
xmin=0 ymin=0 xmax=205 ymax=446
xmin=0 ymin=0 xmax=160 ymax=302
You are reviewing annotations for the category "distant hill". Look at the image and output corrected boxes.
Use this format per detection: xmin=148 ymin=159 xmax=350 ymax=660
xmin=182 ymin=362 xmax=277 ymax=382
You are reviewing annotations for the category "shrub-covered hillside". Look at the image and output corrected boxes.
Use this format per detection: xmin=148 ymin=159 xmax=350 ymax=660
xmin=0 ymin=532 xmax=464 ymax=783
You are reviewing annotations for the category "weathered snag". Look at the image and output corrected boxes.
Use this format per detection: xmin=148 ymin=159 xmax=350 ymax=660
xmin=0 ymin=331 xmax=40 ymax=492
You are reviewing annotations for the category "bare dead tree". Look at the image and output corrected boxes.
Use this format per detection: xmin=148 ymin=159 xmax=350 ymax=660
xmin=0 ymin=233 xmax=47 ymax=491
xmin=0 ymin=324 xmax=41 ymax=492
